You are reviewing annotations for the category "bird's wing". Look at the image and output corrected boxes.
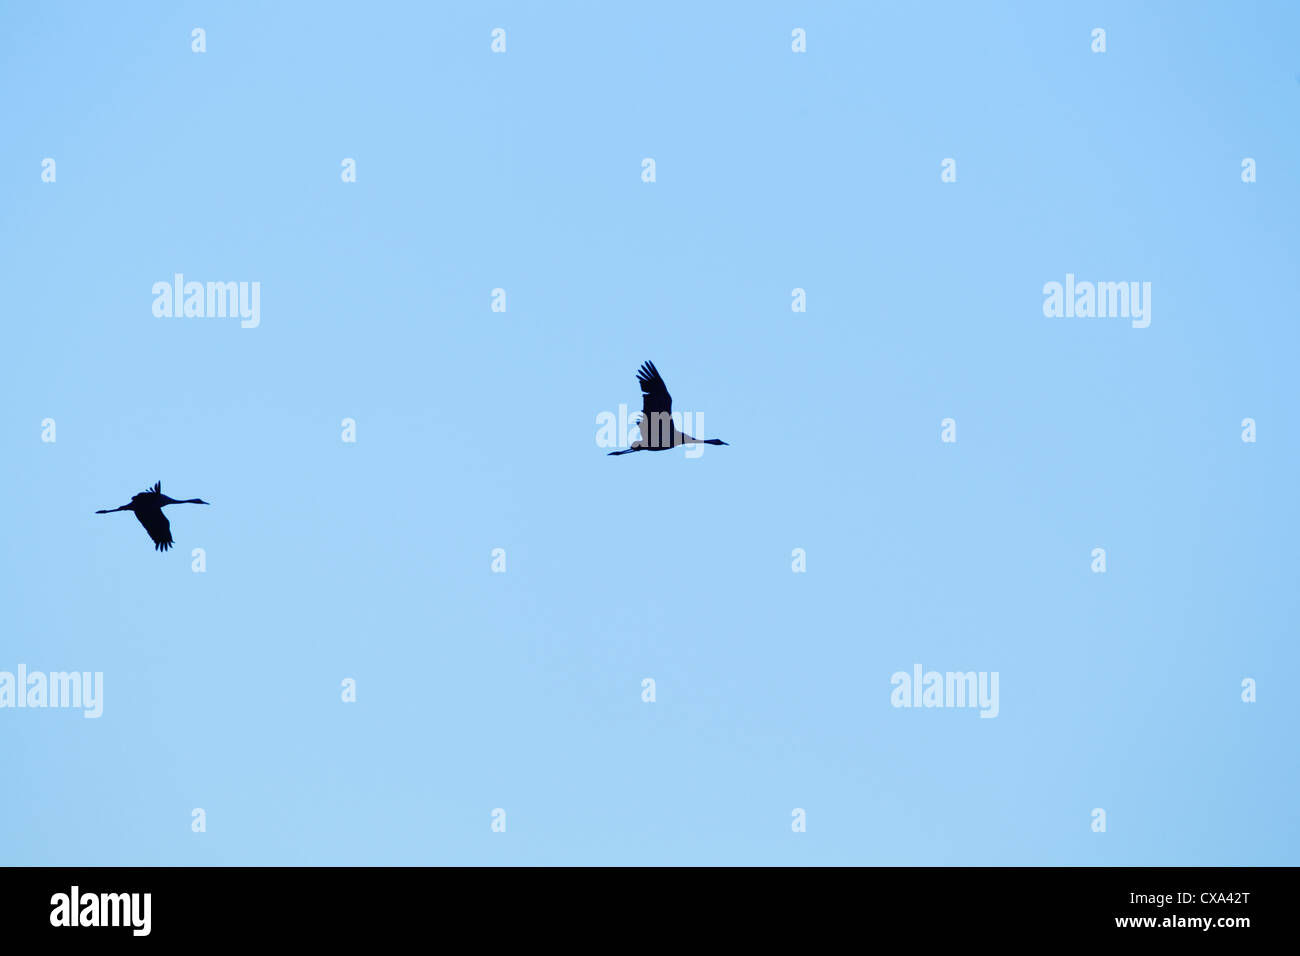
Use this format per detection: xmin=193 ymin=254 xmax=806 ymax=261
xmin=637 ymin=361 xmax=671 ymax=418
xmin=132 ymin=481 xmax=161 ymax=502
xmin=134 ymin=507 xmax=173 ymax=551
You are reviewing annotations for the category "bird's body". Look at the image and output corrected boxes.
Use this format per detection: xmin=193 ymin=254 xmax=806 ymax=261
xmin=96 ymin=481 xmax=209 ymax=551
xmin=608 ymin=361 xmax=728 ymax=455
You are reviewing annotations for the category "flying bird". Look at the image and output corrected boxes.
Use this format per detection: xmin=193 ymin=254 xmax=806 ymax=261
xmin=96 ymin=481 xmax=209 ymax=551
xmin=608 ymin=361 xmax=728 ymax=455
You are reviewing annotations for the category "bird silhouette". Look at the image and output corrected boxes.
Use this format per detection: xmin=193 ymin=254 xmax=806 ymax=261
xmin=608 ymin=361 xmax=729 ymax=455
xmin=96 ymin=481 xmax=209 ymax=551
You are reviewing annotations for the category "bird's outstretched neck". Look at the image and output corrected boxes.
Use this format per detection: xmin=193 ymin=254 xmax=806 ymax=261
xmin=681 ymin=435 xmax=728 ymax=446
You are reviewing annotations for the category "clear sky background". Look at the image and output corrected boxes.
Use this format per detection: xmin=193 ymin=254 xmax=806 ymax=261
xmin=2 ymin=2 xmax=1297 ymax=865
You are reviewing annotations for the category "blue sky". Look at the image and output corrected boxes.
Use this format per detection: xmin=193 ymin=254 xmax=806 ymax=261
xmin=2 ymin=1 xmax=1297 ymax=865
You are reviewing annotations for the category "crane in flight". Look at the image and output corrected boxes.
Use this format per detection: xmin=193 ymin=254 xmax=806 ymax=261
xmin=95 ymin=481 xmax=209 ymax=551
xmin=608 ymin=361 xmax=728 ymax=455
